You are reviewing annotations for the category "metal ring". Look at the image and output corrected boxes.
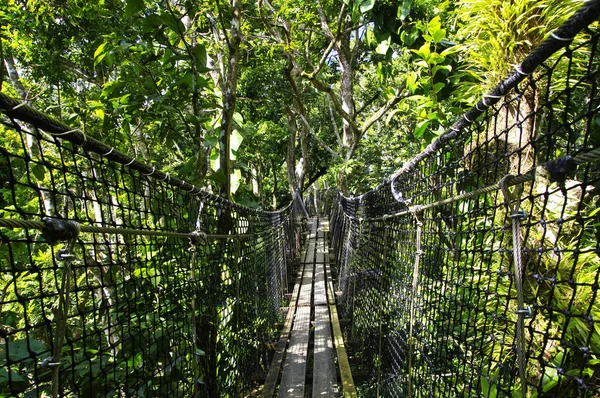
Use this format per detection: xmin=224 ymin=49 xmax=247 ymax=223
xmin=514 ymin=64 xmax=532 ymax=76
xmin=550 ymin=32 xmax=574 ymax=42
xmin=390 ymin=173 xmax=404 ymax=203
xmin=142 ymin=166 xmax=155 ymax=176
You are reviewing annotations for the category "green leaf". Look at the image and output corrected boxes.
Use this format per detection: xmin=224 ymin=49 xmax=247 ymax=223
xmin=433 ymin=82 xmax=445 ymax=93
xmin=1 ymin=340 xmax=47 ymax=363
xmin=427 ymin=16 xmax=442 ymax=36
xmin=208 ymin=170 xmax=227 ymax=185
xmin=193 ymin=43 xmax=209 ymax=73
xmin=432 ymin=65 xmax=452 ymax=77
xmin=125 ymin=0 xmax=144 ymax=17
xmin=376 ymin=39 xmax=390 ymax=55
xmin=432 ymin=28 xmax=446 ymax=43
xmin=359 ymin=0 xmax=375 ymax=13
xmin=32 ymin=164 xmax=46 ymax=181
xmin=231 ymin=129 xmax=244 ymax=153
xmin=230 ymin=169 xmax=242 ymax=194
xmin=232 ymin=112 xmax=244 ymax=128
xmin=94 ymin=42 xmax=108 ymax=58
xmin=400 ymin=26 xmax=419 ymax=46
xmin=480 ymin=376 xmax=497 ymax=398
xmin=414 ymin=120 xmax=430 ymax=138
xmin=399 ymin=0 xmax=413 ymax=20
xmin=159 ymin=14 xmax=186 ymax=35
xmin=413 ymin=42 xmax=430 ymax=60
xmin=175 ymin=73 xmax=193 ymax=88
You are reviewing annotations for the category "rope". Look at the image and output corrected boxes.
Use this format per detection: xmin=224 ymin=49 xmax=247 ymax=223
xmin=189 ymin=235 xmax=200 ymax=398
xmin=367 ymin=0 xmax=600 ymax=183
xmin=407 ymin=209 xmax=423 ymax=398
xmin=500 ymin=178 xmax=529 ymax=398
xmin=342 ymin=147 xmax=600 ymax=222
xmin=0 ymin=92 xmax=292 ymax=217
xmin=0 ymin=218 xmax=263 ymax=240
xmin=50 ymin=229 xmax=79 ymax=398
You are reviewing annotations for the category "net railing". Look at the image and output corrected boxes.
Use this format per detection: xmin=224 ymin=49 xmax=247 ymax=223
xmin=331 ymin=2 xmax=600 ymax=397
xmin=0 ymin=94 xmax=301 ymax=397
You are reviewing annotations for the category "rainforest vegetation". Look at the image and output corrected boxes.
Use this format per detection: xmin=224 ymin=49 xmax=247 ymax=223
xmin=1 ymin=0 xmax=598 ymax=396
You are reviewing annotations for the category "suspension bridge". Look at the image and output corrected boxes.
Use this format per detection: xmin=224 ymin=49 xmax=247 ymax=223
xmin=1 ymin=1 xmax=600 ymax=397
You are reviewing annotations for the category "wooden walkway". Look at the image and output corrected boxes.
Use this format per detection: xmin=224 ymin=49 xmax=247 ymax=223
xmin=262 ymin=218 xmax=356 ymax=398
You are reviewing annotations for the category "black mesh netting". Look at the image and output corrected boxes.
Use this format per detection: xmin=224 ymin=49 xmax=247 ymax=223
xmin=330 ymin=3 xmax=600 ymax=398
xmin=0 ymin=96 xmax=301 ymax=396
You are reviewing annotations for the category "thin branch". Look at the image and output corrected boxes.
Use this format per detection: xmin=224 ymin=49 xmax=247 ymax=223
xmin=327 ymin=96 xmax=342 ymax=148
xmin=356 ymin=89 xmax=382 ymax=115
xmin=215 ymin=0 xmax=234 ymax=49
xmin=295 ymin=111 xmax=340 ymax=158
xmin=304 ymin=74 xmax=358 ymax=131
xmin=344 ymin=82 xmax=408 ymax=161
xmin=360 ymin=82 xmax=408 ymax=135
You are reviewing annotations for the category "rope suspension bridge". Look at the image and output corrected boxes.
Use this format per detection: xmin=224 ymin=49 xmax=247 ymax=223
xmin=1 ymin=1 xmax=600 ymax=397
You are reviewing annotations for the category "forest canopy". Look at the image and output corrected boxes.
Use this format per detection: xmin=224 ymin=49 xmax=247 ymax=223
xmin=0 ymin=0 xmax=583 ymax=206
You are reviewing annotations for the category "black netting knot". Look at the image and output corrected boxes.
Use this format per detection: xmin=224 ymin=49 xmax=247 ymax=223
xmin=42 ymin=218 xmax=80 ymax=244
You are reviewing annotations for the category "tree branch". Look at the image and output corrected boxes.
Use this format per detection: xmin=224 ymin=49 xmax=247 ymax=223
xmin=295 ymin=111 xmax=340 ymax=158
xmin=360 ymin=82 xmax=407 ymax=135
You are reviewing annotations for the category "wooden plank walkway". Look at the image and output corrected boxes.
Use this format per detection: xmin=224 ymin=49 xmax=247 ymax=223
xmin=262 ymin=218 xmax=356 ymax=398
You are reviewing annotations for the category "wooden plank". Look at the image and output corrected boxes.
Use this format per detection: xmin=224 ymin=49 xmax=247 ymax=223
xmin=313 ymin=247 xmax=327 ymax=306
xmin=278 ymin=306 xmax=311 ymax=397
xmin=322 ymin=220 xmax=358 ymax=398
xmin=261 ymin=231 xmax=311 ymax=398
xmin=277 ymin=219 xmax=316 ymax=397
xmin=313 ymin=306 xmax=336 ymax=396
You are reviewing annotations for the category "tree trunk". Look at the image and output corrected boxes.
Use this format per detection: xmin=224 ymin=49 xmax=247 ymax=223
xmin=219 ymin=0 xmax=242 ymax=199
xmin=271 ymin=159 xmax=278 ymax=209
xmin=4 ymin=53 xmax=53 ymax=214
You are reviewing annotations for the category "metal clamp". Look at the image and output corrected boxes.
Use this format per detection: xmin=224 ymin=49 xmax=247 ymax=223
xmin=510 ymin=210 xmax=527 ymax=220
xmin=56 ymin=249 xmax=75 ymax=261
xmin=515 ymin=306 xmax=534 ymax=319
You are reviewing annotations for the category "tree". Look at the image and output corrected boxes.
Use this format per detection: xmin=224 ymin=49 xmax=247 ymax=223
xmin=259 ymin=0 xmax=411 ymax=192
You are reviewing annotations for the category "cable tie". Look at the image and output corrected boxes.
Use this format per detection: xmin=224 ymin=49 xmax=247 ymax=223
xmin=483 ymin=94 xmax=502 ymax=99
xmin=159 ymin=173 xmax=169 ymax=182
xmin=40 ymin=357 xmax=61 ymax=368
xmin=142 ymin=166 xmax=155 ymax=176
xmin=463 ymin=114 xmax=473 ymax=123
xmin=550 ymin=32 xmax=574 ymax=42
xmin=450 ymin=126 xmax=461 ymax=132
xmin=103 ymin=147 xmax=114 ymax=156
xmin=476 ymin=102 xmax=486 ymax=112
xmin=514 ymin=64 xmax=532 ymax=76
xmin=125 ymin=157 xmax=136 ymax=166
xmin=415 ymin=250 xmax=424 ymax=255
